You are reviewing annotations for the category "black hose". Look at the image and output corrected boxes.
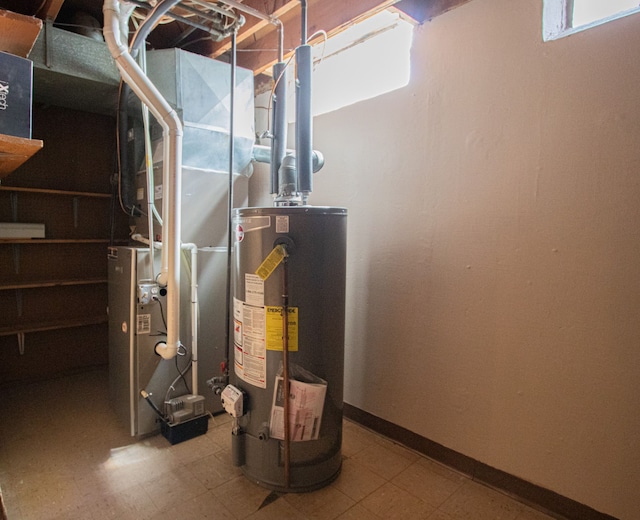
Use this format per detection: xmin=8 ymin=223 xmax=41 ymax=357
xmin=130 ymin=0 xmax=183 ymax=57
xmin=141 ymin=390 xmax=168 ymax=423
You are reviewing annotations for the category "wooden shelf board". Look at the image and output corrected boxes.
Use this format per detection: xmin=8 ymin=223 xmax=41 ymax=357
xmin=0 ymin=186 xmax=111 ymax=198
xmin=0 ymin=9 xmax=43 ymax=58
xmin=0 ymin=278 xmax=107 ymax=291
xmin=0 ymin=315 xmax=108 ymax=337
xmin=0 ymin=134 xmax=44 ymax=178
xmin=0 ymin=238 xmax=110 ymax=244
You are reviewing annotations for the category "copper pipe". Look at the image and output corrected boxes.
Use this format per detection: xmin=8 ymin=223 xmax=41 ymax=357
xmin=281 ymin=251 xmax=291 ymax=488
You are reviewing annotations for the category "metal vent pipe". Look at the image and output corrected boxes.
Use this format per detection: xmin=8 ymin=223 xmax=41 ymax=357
xmin=296 ymin=0 xmax=313 ymax=201
xmin=104 ymin=0 xmax=183 ymax=360
xmin=270 ymin=60 xmax=288 ymax=195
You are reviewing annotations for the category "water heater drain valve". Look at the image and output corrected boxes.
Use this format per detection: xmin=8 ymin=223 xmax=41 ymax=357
xmin=221 ymin=385 xmax=246 ymax=418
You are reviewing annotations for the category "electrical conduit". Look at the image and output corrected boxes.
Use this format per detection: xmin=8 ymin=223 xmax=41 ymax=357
xmin=104 ymin=0 xmax=183 ymax=360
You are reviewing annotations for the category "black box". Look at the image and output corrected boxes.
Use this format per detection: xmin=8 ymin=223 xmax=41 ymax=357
xmin=0 ymin=51 xmax=33 ymax=139
xmin=161 ymin=415 xmax=209 ymax=445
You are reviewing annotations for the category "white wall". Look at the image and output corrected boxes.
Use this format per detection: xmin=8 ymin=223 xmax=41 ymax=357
xmin=252 ymin=0 xmax=640 ymax=517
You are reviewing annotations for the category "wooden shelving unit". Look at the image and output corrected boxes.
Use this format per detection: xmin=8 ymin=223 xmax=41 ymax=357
xmin=0 ymin=134 xmax=44 ymax=177
xmin=0 ymin=185 xmax=113 ymax=349
xmin=0 ymin=14 xmax=128 ymax=385
xmin=0 ymin=186 xmax=111 ymax=198
xmin=0 ymin=8 xmax=42 ymax=58
xmin=0 ymin=278 xmax=107 ymax=291
xmin=0 ymin=111 xmax=125 ymax=379
xmin=0 ymin=9 xmax=44 ymax=178
xmin=0 ymin=238 xmax=110 ymax=244
xmin=0 ymin=315 xmax=108 ymax=338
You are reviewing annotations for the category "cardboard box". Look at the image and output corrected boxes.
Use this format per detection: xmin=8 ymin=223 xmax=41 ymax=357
xmin=0 ymin=51 xmax=33 ymax=139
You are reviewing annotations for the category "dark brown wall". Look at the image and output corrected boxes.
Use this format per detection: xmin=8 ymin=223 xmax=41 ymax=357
xmin=0 ymin=104 xmax=129 ymax=386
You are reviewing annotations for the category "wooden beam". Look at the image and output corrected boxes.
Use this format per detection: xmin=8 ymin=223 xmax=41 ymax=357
xmin=233 ymin=0 xmax=397 ymax=75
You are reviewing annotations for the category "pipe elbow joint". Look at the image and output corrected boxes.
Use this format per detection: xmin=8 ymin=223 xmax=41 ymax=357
xmin=156 ymin=271 xmax=168 ymax=287
xmin=312 ymin=150 xmax=325 ymax=173
xmin=155 ymin=341 xmax=178 ymax=360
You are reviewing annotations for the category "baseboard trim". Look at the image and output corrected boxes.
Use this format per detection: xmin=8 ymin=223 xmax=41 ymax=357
xmin=343 ymin=403 xmax=618 ymax=520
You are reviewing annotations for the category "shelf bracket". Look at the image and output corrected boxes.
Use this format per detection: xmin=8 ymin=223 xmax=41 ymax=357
xmin=73 ymin=196 xmax=79 ymax=228
xmin=17 ymin=332 xmax=25 ymax=356
xmin=10 ymin=192 xmax=18 ymax=221
xmin=15 ymin=288 xmax=23 ymax=317
xmin=12 ymin=244 xmax=21 ymax=274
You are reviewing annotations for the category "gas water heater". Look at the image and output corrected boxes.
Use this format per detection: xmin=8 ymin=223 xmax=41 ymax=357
xmin=226 ymin=206 xmax=346 ymax=491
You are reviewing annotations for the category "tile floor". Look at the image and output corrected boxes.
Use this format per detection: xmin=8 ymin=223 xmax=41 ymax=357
xmin=0 ymin=369 xmax=559 ymax=520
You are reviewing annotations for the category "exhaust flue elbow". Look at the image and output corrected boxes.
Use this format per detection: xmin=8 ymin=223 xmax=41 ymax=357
xmin=274 ymin=154 xmax=302 ymax=206
xmin=155 ymin=341 xmax=179 ymax=360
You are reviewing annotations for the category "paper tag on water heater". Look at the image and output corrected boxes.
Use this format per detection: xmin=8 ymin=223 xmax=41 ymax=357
xmin=276 ymin=215 xmax=289 ymax=233
xmin=255 ymin=244 xmax=287 ymax=280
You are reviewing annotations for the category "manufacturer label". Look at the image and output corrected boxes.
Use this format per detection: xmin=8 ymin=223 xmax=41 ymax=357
xmin=137 ymin=314 xmax=151 ymax=334
xmin=275 ymin=215 xmax=289 ymax=233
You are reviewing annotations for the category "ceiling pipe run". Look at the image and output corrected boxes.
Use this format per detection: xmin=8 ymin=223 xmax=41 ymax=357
xmin=213 ymin=0 xmax=287 ymax=198
xmin=216 ymin=0 xmax=284 ymax=61
xmin=103 ymin=0 xmax=183 ymax=360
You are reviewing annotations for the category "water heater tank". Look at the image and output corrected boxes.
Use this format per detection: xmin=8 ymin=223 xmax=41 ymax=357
xmin=230 ymin=206 xmax=347 ymax=492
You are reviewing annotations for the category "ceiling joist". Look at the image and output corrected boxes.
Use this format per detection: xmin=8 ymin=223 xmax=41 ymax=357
xmin=0 ymin=0 xmax=475 ymax=76
xmin=206 ymin=0 xmax=397 ymax=75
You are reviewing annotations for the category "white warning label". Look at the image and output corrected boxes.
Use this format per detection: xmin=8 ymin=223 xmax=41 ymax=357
xmin=233 ymin=298 xmax=266 ymax=389
xmin=245 ymin=273 xmax=264 ymax=307
xmin=137 ymin=314 xmax=151 ymax=334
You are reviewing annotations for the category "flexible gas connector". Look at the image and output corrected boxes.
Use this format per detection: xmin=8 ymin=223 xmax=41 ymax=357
xmin=140 ymin=390 xmax=167 ymax=423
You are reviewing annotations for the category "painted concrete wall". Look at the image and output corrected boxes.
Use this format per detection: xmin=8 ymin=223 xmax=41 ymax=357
xmin=252 ymin=0 xmax=640 ymax=517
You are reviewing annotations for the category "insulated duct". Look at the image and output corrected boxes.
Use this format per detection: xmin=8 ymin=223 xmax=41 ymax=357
xmin=270 ymin=60 xmax=288 ymax=195
xmin=296 ymin=1 xmax=313 ymax=201
xmin=104 ymin=0 xmax=183 ymax=360
xmin=274 ymin=0 xmax=314 ymax=205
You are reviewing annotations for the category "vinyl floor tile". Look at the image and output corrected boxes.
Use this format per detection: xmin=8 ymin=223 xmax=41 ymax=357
xmin=0 ymin=370 xmax=558 ymax=520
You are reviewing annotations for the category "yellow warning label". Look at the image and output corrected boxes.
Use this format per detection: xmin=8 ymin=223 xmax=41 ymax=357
xmin=266 ymin=306 xmax=298 ymax=351
xmin=255 ymin=244 xmax=287 ymax=280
